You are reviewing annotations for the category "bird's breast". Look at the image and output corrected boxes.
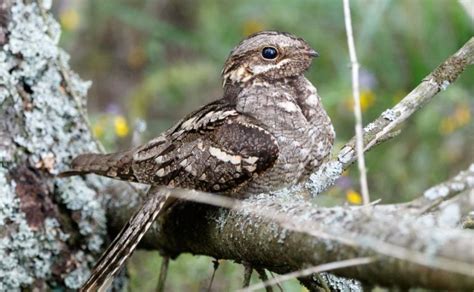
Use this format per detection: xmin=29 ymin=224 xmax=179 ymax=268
xmin=235 ymin=85 xmax=315 ymax=194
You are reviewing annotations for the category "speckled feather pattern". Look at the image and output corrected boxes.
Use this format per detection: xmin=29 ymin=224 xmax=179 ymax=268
xmin=64 ymin=31 xmax=335 ymax=291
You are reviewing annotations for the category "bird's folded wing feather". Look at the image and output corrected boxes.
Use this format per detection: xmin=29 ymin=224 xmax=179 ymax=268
xmin=60 ymin=99 xmax=279 ymax=192
xmin=132 ymin=100 xmax=280 ymax=193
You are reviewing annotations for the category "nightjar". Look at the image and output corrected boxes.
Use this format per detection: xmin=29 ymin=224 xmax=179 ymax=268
xmin=61 ymin=31 xmax=335 ymax=291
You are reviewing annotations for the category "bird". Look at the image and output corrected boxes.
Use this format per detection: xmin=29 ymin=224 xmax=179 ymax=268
xmin=60 ymin=31 xmax=335 ymax=291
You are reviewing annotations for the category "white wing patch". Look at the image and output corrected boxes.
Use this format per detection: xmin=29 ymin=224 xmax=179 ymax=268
xmin=180 ymin=116 xmax=198 ymax=130
xmin=209 ymin=146 xmax=242 ymax=165
xmin=179 ymin=110 xmax=239 ymax=132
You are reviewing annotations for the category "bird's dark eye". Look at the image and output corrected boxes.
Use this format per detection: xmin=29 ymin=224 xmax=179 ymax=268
xmin=261 ymin=47 xmax=278 ymax=60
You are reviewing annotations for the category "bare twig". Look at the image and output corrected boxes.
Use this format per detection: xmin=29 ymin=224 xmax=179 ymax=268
xmin=156 ymin=256 xmax=169 ymax=292
xmin=242 ymin=263 xmax=253 ymax=288
xmin=207 ymin=259 xmax=220 ymax=292
xmin=240 ymin=257 xmax=374 ymax=292
xmin=343 ymin=0 xmax=370 ymax=205
xmin=255 ymin=268 xmax=273 ymax=292
xmin=406 ymin=164 xmax=474 ymax=215
xmin=307 ymin=37 xmax=474 ymax=195
xmin=269 ymin=272 xmax=284 ymax=292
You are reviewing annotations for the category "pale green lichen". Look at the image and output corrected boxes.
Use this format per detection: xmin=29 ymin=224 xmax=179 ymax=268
xmin=0 ymin=1 xmax=107 ymax=289
xmin=0 ymin=170 xmax=68 ymax=290
xmin=63 ymin=252 xmax=89 ymax=289
xmin=318 ymin=273 xmax=362 ymax=292
xmin=306 ymin=160 xmax=343 ymax=196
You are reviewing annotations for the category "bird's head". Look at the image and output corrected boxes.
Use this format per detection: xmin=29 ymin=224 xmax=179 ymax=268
xmin=222 ymin=31 xmax=318 ymax=87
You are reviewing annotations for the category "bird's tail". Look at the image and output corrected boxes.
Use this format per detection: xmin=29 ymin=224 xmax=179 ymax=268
xmin=80 ymin=186 xmax=175 ymax=292
xmin=58 ymin=151 xmax=137 ymax=182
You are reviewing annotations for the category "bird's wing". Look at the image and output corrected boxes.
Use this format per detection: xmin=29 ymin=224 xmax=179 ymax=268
xmin=133 ymin=100 xmax=280 ymax=193
xmin=60 ymin=99 xmax=279 ymax=191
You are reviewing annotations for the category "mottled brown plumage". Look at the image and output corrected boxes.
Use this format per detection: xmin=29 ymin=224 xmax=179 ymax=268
xmin=62 ymin=31 xmax=335 ymax=291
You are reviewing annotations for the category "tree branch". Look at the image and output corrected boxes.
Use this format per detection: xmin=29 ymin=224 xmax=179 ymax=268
xmin=107 ymin=184 xmax=474 ymax=290
xmin=306 ymin=37 xmax=474 ymax=195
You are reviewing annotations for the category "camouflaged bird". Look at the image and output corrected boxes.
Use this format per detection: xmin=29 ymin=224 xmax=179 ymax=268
xmin=61 ymin=31 xmax=335 ymax=291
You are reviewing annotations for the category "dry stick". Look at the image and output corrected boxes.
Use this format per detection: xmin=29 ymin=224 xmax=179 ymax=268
xmin=342 ymin=0 xmax=370 ymax=205
xmin=207 ymin=259 xmax=220 ymax=292
xmin=307 ymin=37 xmax=474 ymax=196
xmin=239 ymin=257 xmax=375 ymax=292
xmin=269 ymin=272 xmax=284 ymax=292
xmin=412 ymin=163 xmax=474 ymax=215
xmin=360 ymin=39 xmax=474 ymax=152
xmin=242 ymin=263 xmax=253 ymax=288
xmin=156 ymin=256 xmax=169 ymax=292
xmin=255 ymin=268 xmax=273 ymax=292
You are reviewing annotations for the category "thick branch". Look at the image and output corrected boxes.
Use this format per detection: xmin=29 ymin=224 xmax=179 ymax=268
xmin=107 ymin=186 xmax=474 ymax=290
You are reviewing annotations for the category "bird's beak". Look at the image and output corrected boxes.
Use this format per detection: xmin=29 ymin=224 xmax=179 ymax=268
xmin=306 ymin=48 xmax=319 ymax=58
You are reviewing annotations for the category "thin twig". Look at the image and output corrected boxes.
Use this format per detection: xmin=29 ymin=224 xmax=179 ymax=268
xmin=239 ymin=257 xmax=375 ymax=292
xmin=406 ymin=164 xmax=474 ymax=215
xmin=307 ymin=37 xmax=474 ymax=196
xmin=269 ymin=272 xmax=284 ymax=292
xmin=255 ymin=268 xmax=273 ymax=292
xmin=156 ymin=256 xmax=169 ymax=292
xmin=242 ymin=263 xmax=253 ymax=288
xmin=343 ymin=0 xmax=370 ymax=205
xmin=207 ymin=259 xmax=220 ymax=292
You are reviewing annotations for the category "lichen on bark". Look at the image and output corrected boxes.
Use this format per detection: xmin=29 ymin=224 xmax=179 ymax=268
xmin=0 ymin=1 xmax=107 ymax=289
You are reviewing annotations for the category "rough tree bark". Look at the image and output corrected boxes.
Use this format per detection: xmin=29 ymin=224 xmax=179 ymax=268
xmin=0 ymin=1 xmax=107 ymax=289
xmin=0 ymin=1 xmax=473 ymax=291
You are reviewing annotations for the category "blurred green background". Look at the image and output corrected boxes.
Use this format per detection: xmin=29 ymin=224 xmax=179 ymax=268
xmin=54 ymin=0 xmax=473 ymax=290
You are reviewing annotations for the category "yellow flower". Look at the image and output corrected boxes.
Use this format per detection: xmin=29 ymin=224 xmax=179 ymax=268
xmin=454 ymin=105 xmax=470 ymax=126
xmin=439 ymin=105 xmax=470 ymax=135
xmin=114 ymin=116 xmax=129 ymax=137
xmin=242 ymin=20 xmax=265 ymax=36
xmin=93 ymin=122 xmax=105 ymax=138
xmin=60 ymin=9 xmax=80 ymax=31
xmin=346 ymin=189 xmax=362 ymax=205
xmin=344 ymin=90 xmax=375 ymax=112
xmin=439 ymin=118 xmax=456 ymax=135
